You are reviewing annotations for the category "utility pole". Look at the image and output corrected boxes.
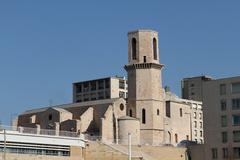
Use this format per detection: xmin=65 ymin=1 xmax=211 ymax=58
xmin=128 ymin=133 xmax=132 ymax=160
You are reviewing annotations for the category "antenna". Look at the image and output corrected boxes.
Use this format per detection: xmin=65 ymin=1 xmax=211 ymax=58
xmin=49 ymin=99 xmax=53 ymax=107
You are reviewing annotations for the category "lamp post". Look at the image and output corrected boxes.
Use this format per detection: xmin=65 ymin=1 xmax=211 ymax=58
xmin=128 ymin=133 xmax=132 ymax=160
xmin=3 ymin=129 xmax=6 ymax=160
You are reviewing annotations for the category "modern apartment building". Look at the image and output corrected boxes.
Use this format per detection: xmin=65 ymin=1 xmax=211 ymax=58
xmin=181 ymin=76 xmax=213 ymax=101
xmin=182 ymin=75 xmax=240 ymax=160
xmin=72 ymin=76 xmax=128 ymax=103
xmin=0 ymin=126 xmax=85 ymax=160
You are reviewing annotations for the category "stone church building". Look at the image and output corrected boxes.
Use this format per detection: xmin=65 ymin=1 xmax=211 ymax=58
xmin=17 ymin=30 xmax=203 ymax=146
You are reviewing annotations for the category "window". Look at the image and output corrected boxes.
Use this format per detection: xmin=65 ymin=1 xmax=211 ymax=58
xmin=232 ymin=98 xmax=240 ymax=110
xmin=211 ymin=148 xmax=218 ymax=159
xmin=194 ymin=130 xmax=197 ymax=137
xmin=157 ymin=109 xmax=160 ymax=116
xmin=98 ymin=92 xmax=104 ymax=99
xmin=199 ymin=113 xmax=202 ymax=120
xmin=221 ymin=100 xmax=227 ymax=111
xmin=105 ymin=91 xmax=110 ymax=99
xmin=233 ymin=115 xmax=240 ymax=126
xmin=222 ymin=132 xmax=227 ymax=143
xmin=90 ymin=81 xmax=96 ymax=91
xmin=129 ymin=109 xmax=132 ymax=117
xmin=200 ymin=139 xmax=203 ymax=144
xmin=83 ymin=83 xmax=89 ymax=92
xmin=194 ymin=121 xmax=197 ymax=128
xmin=186 ymin=135 xmax=189 ymax=140
xmin=166 ymin=101 xmax=171 ymax=118
xmin=220 ymin=84 xmax=226 ymax=95
xmin=222 ymin=148 xmax=228 ymax=159
xmin=153 ymin=38 xmax=157 ymax=60
xmin=232 ymin=82 xmax=240 ymax=94
xmin=195 ymin=139 xmax=198 ymax=143
xmin=175 ymin=134 xmax=178 ymax=143
xmin=83 ymin=94 xmax=89 ymax=101
xmin=143 ymin=56 xmax=146 ymax=63
xmin=180 ymin=108 xmax=183 ymax=117
xmin=221 ymin=115 xmax=227 ymax=127
xmin=119 ymin=91 xmax=125 ymax=98
xmin=233 ymin=131 xmax=240 ymax=142
xmin=105 ymin=79 xmax=110 ymax=89
xmin=190 ymin=83 xmax=195 ymax=87
xmin=132 ymin=38 xmax=137 ymax=60
xmin=120 ymin=104 xmax=124 ymax=111
xmin=142 ymin=108 xmax=146 ymax=124
xmin=200 ymin=131 xmax=203 ymax=137
xmin=98 ymin=80 xmax=104 ymax=89
xmin=48 ymin=114 xmax=53 ymax=121
xmin=91 ymin=93 xmax=97 ymax=100
xmin=76 ymin=84 xmax=82 ymax=93
xmin=200 ymin=122 xmax=203 ymax=128
xmin=194 ymin=112 xmax=197 ymax=119
xmin=234 ymin=147 xmax=240 ymax=159
xmin=119 ymin=80 xmax=125 ymax=89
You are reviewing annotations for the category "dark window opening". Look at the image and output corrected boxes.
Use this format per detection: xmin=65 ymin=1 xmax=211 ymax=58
xmin=144 ymin=56 xmax=146 ymax=63
xmin=48 ymin=114 xmax=53 ymax=121
xmin=129 ymin=109 xmax=132 ymax=117
xmin=166 ymin=101 xmax=171 ymax=118
xmin=180 ymin=108 xmax=183 ymax=117
xmin=132 ymin=38 xmax=137 ymax=60
xmin=153 ymin=38 xmax=157 ymax=60
xmin=157 ymin=109 xmax=160 ymax=116
xmin=142 ymin=108 xmax=146 ymax=124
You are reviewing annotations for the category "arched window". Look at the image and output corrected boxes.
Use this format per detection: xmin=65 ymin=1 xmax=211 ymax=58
xmin=175 ymin=134 xmax=178 ymax=143
xmin=153 ymin=38 xmax=157 ymax=60
xmin=168 ymin=132 xmax=171 ymax=143
xmin=142 ymin=108 xmax=146 ymax=124
xmin=132 ymin=38 xmax=137 ymax=60
xmin=157 ymin=109 xmax=160 ymax=116
xmin=129 ymin=109 xmax=133 ymax=117
xmin=180 ymin=108 xmax=183 ymax=117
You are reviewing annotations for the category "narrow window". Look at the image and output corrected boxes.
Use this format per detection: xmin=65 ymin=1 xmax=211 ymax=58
xmin=132 ymin=38 xmax=137 ymax=60
xmin=48 ymin=114 xmax=53 ymax=121
xmin=157 ymin=109 xmax=160 ymax=116
xmin=143 ymin=56 xmax=146 ymax=63
xmin=180 ymin=108 xmax=183 ymax=117
xmin=142 ymin=108 xmax=146 ymax=124
xmin=153 ymin=38 xmax=157 ymax=60
xmin=175 ymin=134 xmax=178 ymax=143
xmin=129 ymin=109 xmax=132 ymax=117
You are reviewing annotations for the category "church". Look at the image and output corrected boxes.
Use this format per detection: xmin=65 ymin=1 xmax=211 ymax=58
xmin=17 ymin=29 xmax=203 ymax=146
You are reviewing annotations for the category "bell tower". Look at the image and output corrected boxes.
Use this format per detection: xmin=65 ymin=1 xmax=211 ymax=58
xmin=125 ymin=30 xmax=165 ymax=145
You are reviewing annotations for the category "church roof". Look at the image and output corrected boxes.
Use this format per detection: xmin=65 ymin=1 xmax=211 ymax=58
xmin=21 ymin=98 xmax=123 ymax=115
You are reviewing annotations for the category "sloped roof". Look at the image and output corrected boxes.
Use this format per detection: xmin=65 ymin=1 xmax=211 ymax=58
xmin=21 ymin=98 xmax=123 ymax=115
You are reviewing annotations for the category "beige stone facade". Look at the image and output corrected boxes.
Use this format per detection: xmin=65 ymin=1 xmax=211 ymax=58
xmin=15 ymin=29 xmax=204 ymax=160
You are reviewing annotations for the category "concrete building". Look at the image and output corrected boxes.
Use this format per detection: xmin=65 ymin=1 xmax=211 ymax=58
xmin=181 ymin=76 xmax=213 ymax=101
xmin=73 ymin=76 xmax=128 ymax=103
xmin=0 ymin=126 xmax=85 ymax=160
xmin=182 ymin=75 xmax=240 ymax=159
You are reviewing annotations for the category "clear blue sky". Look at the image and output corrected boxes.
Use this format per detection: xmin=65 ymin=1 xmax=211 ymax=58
xmin=0 ymin=0 xmax=240 ymax=125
